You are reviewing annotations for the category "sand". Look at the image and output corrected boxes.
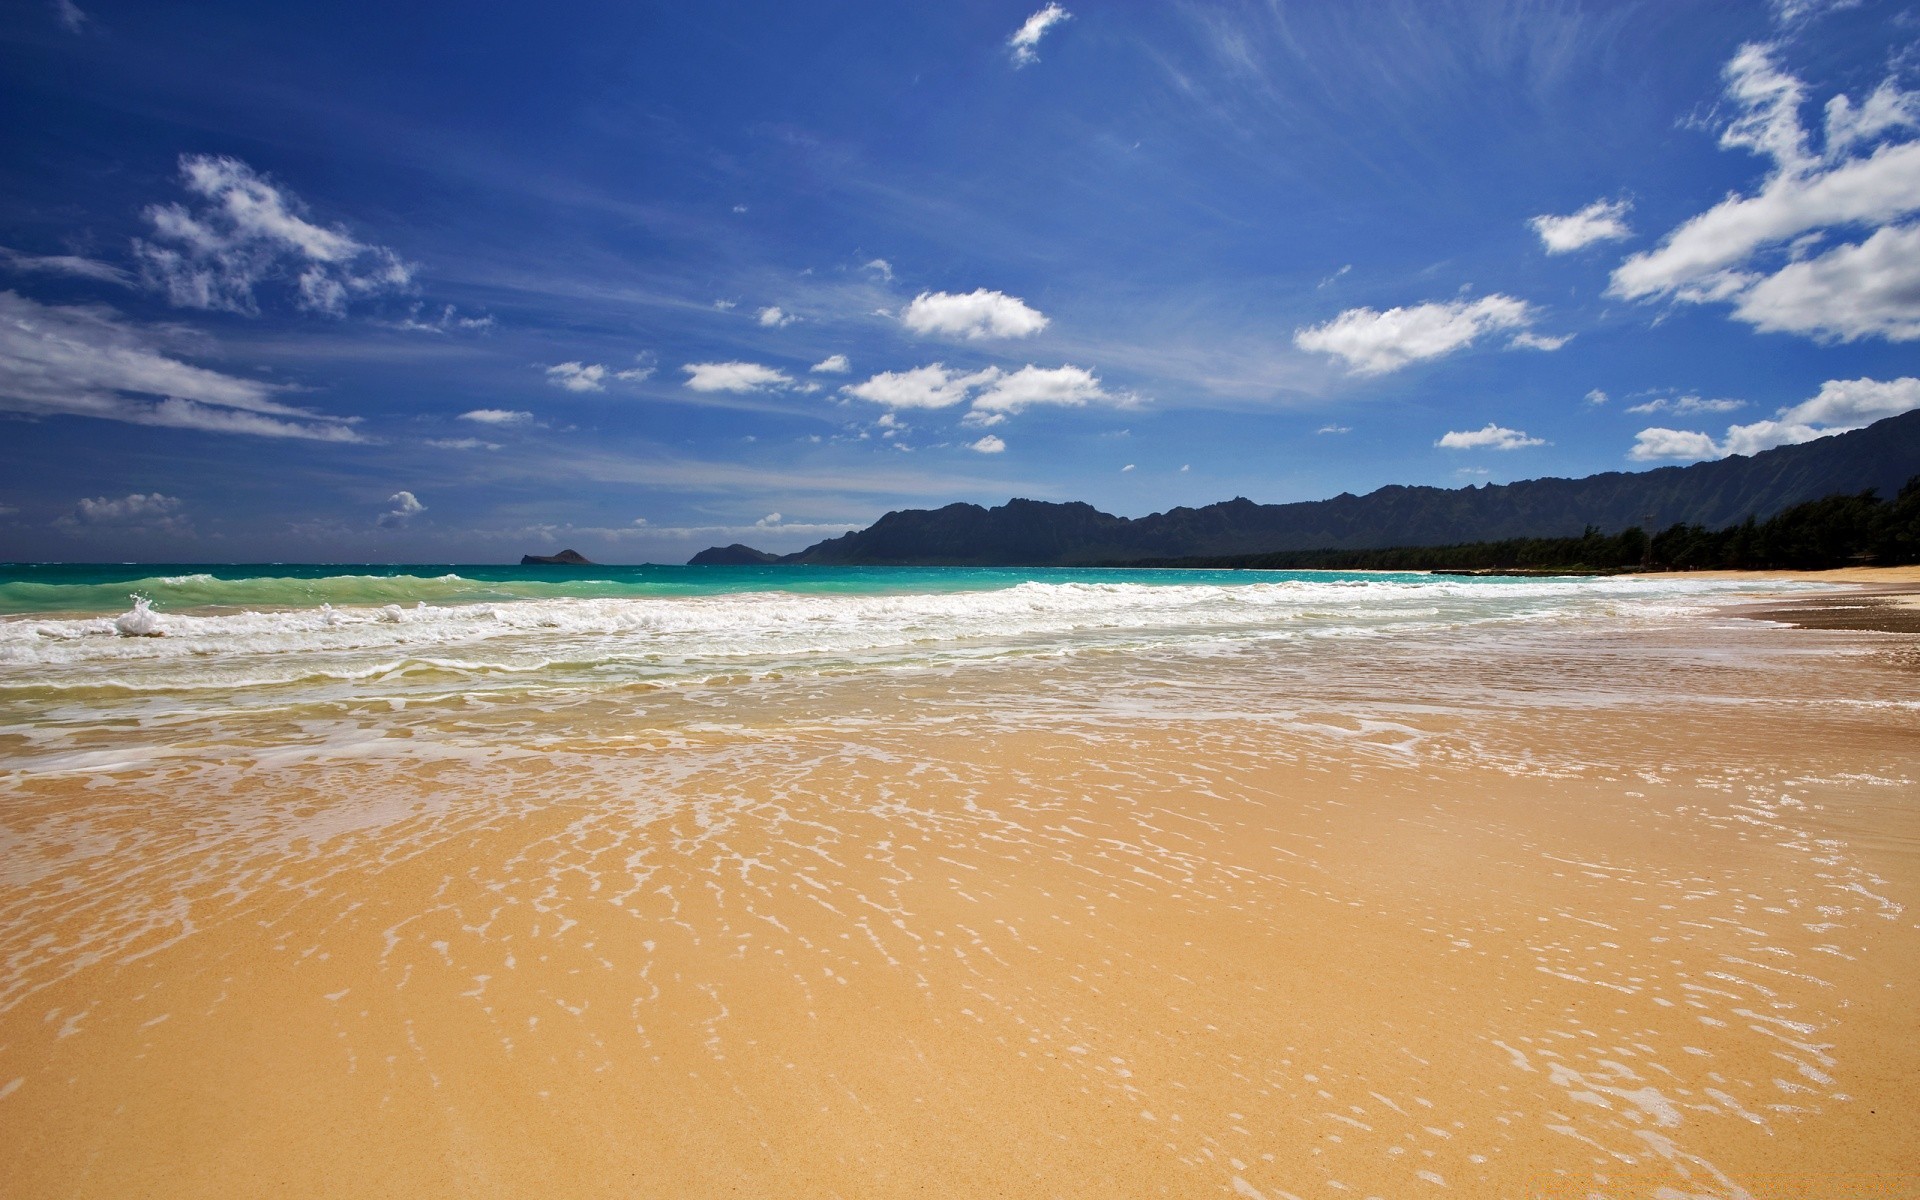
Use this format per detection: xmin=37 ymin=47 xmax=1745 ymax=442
xmin=2 ymin=573 xmax=1917 ymax=1198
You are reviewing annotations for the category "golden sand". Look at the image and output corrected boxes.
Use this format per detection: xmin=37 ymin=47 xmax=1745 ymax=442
xmin=2 ymin=585 xmax=1917 ymax=1198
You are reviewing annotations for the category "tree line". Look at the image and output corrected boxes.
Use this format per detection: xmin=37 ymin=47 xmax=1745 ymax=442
xmin=1121 ymin=476 xmax=1920 ymax=574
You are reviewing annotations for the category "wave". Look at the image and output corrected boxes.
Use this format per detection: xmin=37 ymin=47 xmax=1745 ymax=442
xmin=0 ymin=575 xmax=1791 ymax=694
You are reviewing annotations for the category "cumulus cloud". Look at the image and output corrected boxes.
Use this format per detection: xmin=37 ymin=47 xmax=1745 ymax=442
xmin=757 ymin=305 xmax=794 ymax=328
xmin=1629 ymin=427 xmax=1728 ymax=462
xmin=843 ymin=362 xmax=1129 ymax=419
xmin=1009 ymin=3 xmax=1070 ymax=67
xmin=58 ymin=492 xmax=187 ymax=535
xmin=1294 ymin=294 xmax=1534 ymax=375
xmin=972 ymin=364 xmax=1125 ymax=414
xmin=0 ymin=245 xmax=131 ymax=285
xmin=968 ymin=434 xmax=1007 ymax=454
xmin=458 ymin=408 xmax=533 ymax=425
xmin=844 ymin=364 xmax=999 ymax=409
xmin=1609 ymin=45 xmax=1920 ymax=343
xmin=682 ymin=361 xmax=794 ymax=393
xmin=1436 ymin=423 xmax=1547 ymax=450
xmin=547 ymin=361 xmax=607 ymax=392
xmin=901 ymin=289 xmax=1049 ymax=340
xmin=1530 ymin=198 xmax=1634 ymax=254
xmin=1629 ymin=375 xmax=1920 ymax=460
xmin=377 ymin=490 xmax=425 ymax=528
xmin=811 ymin=353 xmax=850 ymax=374
xmin=0 ymin=290 xmax=364 ymax=440
xmin=134 ymin=155 xmax=414 ymax=317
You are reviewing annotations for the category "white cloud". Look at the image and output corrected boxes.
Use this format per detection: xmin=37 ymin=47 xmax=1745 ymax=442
xmin=1120 ymin=463 xmax=1135 ymax=472
xmin=0 ymin=245 xmax=130 ymax=285
xmin=844 ymin=364 xmax=999 ymax=409
xmin=1316 ymin=424 xmax=1351 ymax=434
xmin=1009 ymin=3 xmax=1070 ymax=67
xmin=757 ymin=305 xmax=794 ymax=328
xmin=1626 ymin=394 xmax=1745 ymax=415
xmin=682 ymin=361 xmax=794 ymax=393
xmin=972 ymin=364 xmax=1126 ymax=414
xmin=458 ymin=408 xmax=532 ymax=426
xmin=756 ymin=512 xmax=782 ymax=527
xmin=901 ymin=289 xmax=1049 ymax=340
xmin=615 ymin=356 xmax=656 ymax=384
xmin=1508 ymin=331 xmax=1572 ymax=351
xmin=391 ymin=303 xmax=494 ymax=334
xmin=968 ymin=434 xmax=1007 ymax=454
xmin=1317 ymin=264 xmax=1352 ymax=289
xmin=1772 ymin=375 xmax=1920 ymax=428
xmin=1529 ymin=198 xmax=1633 ymax=254
xmin=377 ymin=490 xmax=424 ymax=528
xmin=54 ymin=0 xmax=87 ymax=33
xmin=1585 ymin=389 xmax=1609 ymax=405
xmin=133 ymin=155 xmax=414 ymax=317
xmin=811 ymin=353 xmax=850 ymax=374
xmin=1294 ymin=294 xmax=1534 ymax=375
xmin=0 ymin=290 xmax=363 ymax=440
xmin=61 ymin=495 xmax=185 ymax=537
xmin=1769 ymin=0 xmax=1860 ymax=26
xmin=1629 ymin=427 xmax=1731 ymax=462
xmin=1610 ymin=46 xmax=1920 ymax=343
xmin=713 ymin=299 xmax=737 ymax=311
xmin=546 ymin=361 xmax=607 ymax=392
xmin=1629 ymin=375 xmax=1919 ymax=460
xmin=1732 ymin=222 xmax=1920 ymax=341
xmin=426 ymin=437 xmax=499 ymax=451
xmin=959 ymin=409 xmax=1006 ymax=428
xmin=863 ymin=258 xmax=894 ymax=281
xmin=1436 ymin=423 xmax=1547 ymax=450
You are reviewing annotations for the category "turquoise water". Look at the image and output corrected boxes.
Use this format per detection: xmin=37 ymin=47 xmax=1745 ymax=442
xmin=0 ymin=562 xmax=1450 ymax=616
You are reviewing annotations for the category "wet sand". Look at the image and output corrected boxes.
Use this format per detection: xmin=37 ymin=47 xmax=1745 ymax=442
xmin=2 ymin=581 xmax=1918 ymax=1198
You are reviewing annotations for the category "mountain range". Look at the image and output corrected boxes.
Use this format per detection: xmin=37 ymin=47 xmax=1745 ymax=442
xmin=691 ymin=409 xmax=1920 ymax=567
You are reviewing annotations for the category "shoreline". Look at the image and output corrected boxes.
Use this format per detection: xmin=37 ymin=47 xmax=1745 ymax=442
xmin=2 ymin=576 xmax=1916 ymax=1197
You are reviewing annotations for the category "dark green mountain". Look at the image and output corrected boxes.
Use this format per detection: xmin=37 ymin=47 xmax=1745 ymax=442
xmin=691 ymin=409 xmax=1920 ymax=567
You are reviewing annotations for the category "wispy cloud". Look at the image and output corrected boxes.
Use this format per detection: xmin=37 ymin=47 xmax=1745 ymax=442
xmin=0 ymin=290 xmax=365 ymax=441
xmin=134 ymin=154 xmax=415 ymax=317
xmin=459 ymin=408 xmax=533 ymax=426
xmin=56 ymin=492 xmax=189 ymax=535
xmin=0 ymin=245 xmax=132 ymax=286
xmin=1009 ymin=4 xmax=1071 ymax=67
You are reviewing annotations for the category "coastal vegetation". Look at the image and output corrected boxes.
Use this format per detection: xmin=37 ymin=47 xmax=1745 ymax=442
xmin=1121 ymin=477 xmax=1920 ymax=574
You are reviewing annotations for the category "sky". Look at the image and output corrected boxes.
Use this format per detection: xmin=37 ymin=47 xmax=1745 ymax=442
xmin=2 ymin=0 xmax=1917 ymax=562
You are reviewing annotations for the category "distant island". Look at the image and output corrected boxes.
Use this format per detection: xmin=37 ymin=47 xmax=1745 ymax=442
xmin=522 ymin=548 xmax=595 ymax=565
xmin=691 ymin=409 xmax=1920 ymax=569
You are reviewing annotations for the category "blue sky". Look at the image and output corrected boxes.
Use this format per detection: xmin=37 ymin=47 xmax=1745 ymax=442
xmin=2 ymin=0 xmax=1917 ymax=562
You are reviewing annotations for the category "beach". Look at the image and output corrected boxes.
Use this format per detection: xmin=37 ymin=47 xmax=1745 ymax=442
xmin=1 ymin=566 xmax=1915 ymax=1198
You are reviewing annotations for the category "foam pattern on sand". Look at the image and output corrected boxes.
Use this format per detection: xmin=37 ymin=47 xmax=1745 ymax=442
xmin=2 ymin=602 xmax=1915 ymax=1198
